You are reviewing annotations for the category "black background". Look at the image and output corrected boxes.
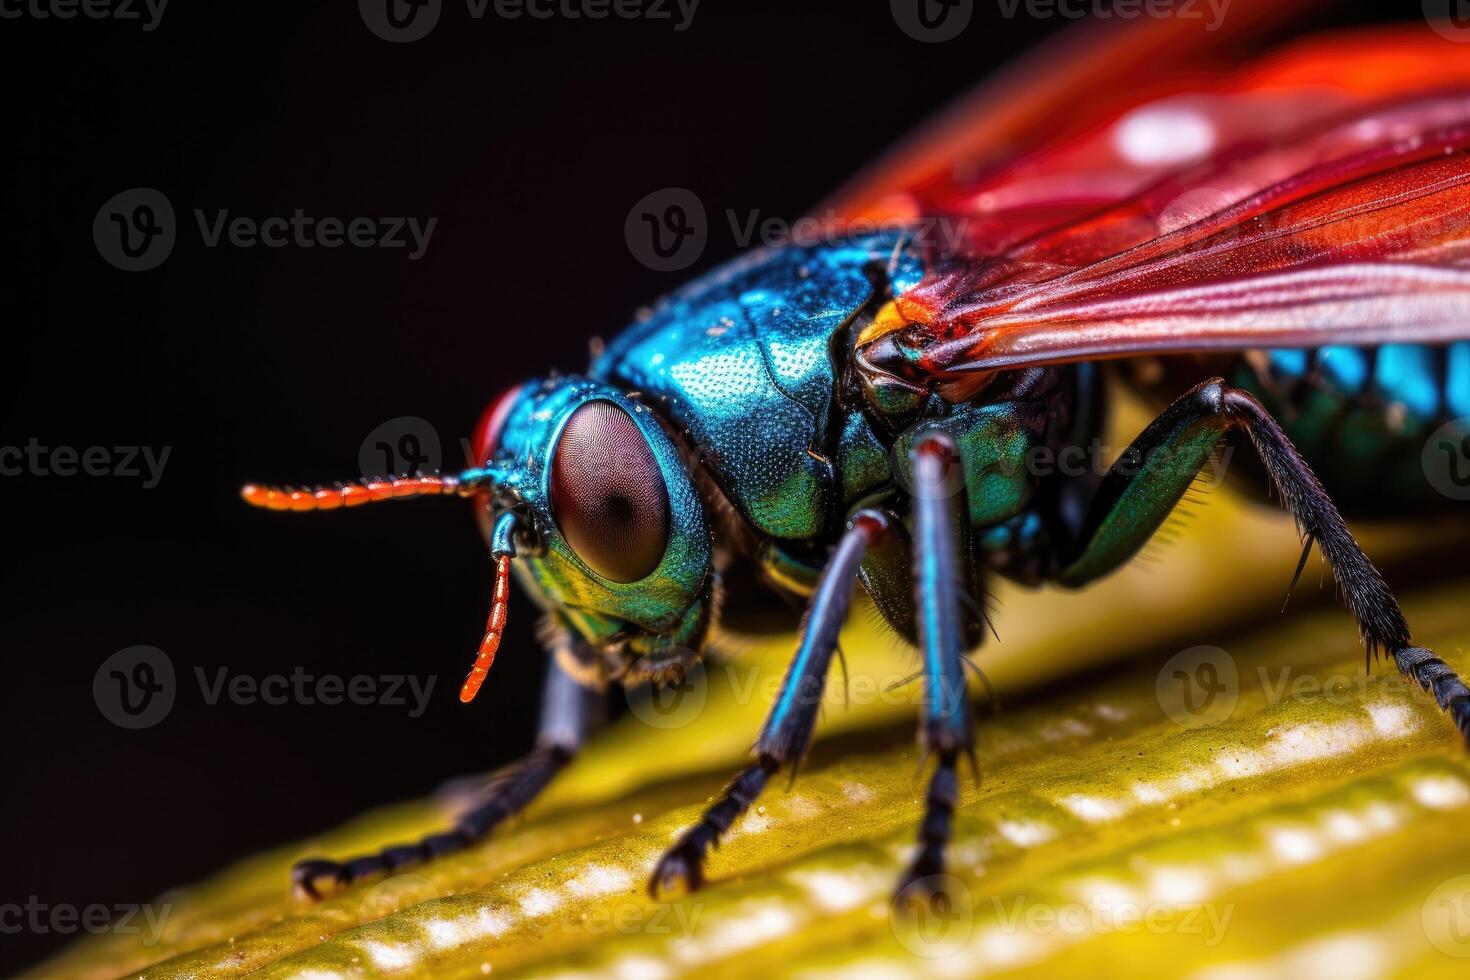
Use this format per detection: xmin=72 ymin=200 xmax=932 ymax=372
xmin=1 ymin=0 xmax=1403 ymax=972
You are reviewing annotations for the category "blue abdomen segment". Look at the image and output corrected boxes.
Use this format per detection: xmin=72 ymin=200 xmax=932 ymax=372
xmin=591 ymin=233 xmax=923 ymax=540
xmin=1234 ymin=342 xmax=1470 ymax=513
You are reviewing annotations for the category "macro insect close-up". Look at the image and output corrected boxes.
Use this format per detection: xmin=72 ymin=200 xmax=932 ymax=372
xmin=11 ymin=1 xmax=1470 ymax=977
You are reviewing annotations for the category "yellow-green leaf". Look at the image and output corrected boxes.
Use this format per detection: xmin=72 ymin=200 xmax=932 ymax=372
xmin=36 ymin=403 xmax=1470 ymax=979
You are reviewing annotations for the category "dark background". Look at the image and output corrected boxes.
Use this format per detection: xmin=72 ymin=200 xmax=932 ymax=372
xmin=0 ymin=0 xmax=1403 ymax=972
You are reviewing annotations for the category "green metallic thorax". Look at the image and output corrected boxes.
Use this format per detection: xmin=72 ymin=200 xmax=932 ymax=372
xmin=587 ymin=234 xmax=1060 ymax=583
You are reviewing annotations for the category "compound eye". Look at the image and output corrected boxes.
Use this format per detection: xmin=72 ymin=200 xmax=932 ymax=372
xmin=551 ymin=401 xmax=670 ymax=583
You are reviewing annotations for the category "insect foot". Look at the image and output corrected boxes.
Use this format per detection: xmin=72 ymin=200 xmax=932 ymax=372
xmin=648 ymin=839 xmax=706 ymax=898
xmin=1394 ymin=646 xmax=1470 ymax=744
xmin=649 ymin=758 xmax=778 ymax=896
xmin=892 ymin=868 xmax=966 ymax=918
xmin=291 ymin=858 xmax=349 ymax=901
xmin=893 ymin=844 xmax=951 ymax=909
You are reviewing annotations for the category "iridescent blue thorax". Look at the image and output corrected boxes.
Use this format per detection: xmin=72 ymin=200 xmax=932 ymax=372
xmin=590 ymin=234 xmax=925 ymax=541
xmin=481 ymin=232 xmax=1070 ymax=658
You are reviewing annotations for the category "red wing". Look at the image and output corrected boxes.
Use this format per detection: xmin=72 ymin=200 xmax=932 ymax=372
xmin=823 ymin=0 xmax=1328 ymax=226
xmin=837 ymin=15 xmax=1470 ymax=393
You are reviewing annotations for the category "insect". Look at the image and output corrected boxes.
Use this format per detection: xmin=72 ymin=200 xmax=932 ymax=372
xmin=245 ymin=9 xmax=1470 ymax=904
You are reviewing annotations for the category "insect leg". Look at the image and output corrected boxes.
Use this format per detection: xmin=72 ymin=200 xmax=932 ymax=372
xmin=896 ymin=431 xmax=975 ymax=902
xmin=292 ymin=650 xmax=603 ymax=899
xmin=1057 ymin=378 xmax=1470 ymax=743
xmin=649 ymin=511 xmax=888 ymax=896
xmin=1057 ymin=381 xmax=1232 ymax=587
xmin=1222 ymin=387 xmax=1470 ymax=741
xmin=854 ymin=506 xmax=918 ymax=642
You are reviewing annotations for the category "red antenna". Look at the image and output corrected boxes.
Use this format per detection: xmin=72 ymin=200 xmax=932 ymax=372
xmin=460 ymin=510 xmax=522 ymax=704
xmin=242 ymin=467 xmax=518 ymax=705
xmin=460 ymin=553 xmax=512 ymax=703
xmin=240 ymin=473 xmax=469 ymax=511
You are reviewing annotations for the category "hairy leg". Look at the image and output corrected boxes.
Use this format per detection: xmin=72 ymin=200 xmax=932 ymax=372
xmin=1059 ymin=378 xmax=1470 ymax=743
xmin=649 ymin=510 xmax=890 ymax=896
xmin=896 ymin=430 xmax=976 ymax=902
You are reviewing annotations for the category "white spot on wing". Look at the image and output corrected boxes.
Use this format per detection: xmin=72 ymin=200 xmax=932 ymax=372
xmin=1115 ymin=104 xmax=1216 ymax=166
